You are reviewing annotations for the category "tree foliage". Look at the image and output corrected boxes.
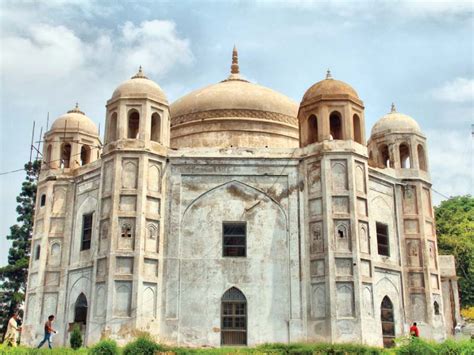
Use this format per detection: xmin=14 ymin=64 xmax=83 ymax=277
xmin=0 ymin=160 xmax=40 ymax=338
xmin=435 ymin=195 xmax=474 ymax=308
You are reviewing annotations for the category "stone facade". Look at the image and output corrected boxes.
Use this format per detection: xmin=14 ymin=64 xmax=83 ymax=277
xmin=21 ymin=51 xmax=460 ymax=348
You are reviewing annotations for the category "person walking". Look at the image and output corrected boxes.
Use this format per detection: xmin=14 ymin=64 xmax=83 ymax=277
xmin=37 ymin=315 xmax=57 ymax=349
xmin=409 ymin=322 xmax=420 ymax=337
xmin=3 ymin=313 xmax=21 ymax=347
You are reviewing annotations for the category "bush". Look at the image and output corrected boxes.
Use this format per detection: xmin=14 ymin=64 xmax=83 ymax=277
xmin=395 ymin=336 xmax=437 ymax=354
xmin=70 ymin=325 xmax=83 ymax=350
xmin=123 ymin=336 xmax=164 ymax=355
xmin=89 ymin=339 xmax=119 ymax=355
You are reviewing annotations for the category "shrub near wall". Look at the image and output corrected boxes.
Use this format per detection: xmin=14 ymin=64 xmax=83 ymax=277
xmin=122 ymin=336 xmax=165 ymax=355
xmin=88 ymin=339 xmax=119 ymax=355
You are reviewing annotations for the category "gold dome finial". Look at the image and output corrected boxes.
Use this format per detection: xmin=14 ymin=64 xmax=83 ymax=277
xmin=326 ymin=69 xmax=333 ymax=80
xmin=132 ymin=65 xmax=148 ymax=79
xmin=391 ymin=102 xmax=397 ymax=113
xmin=231 ymin=45 xmax=239 ymax=74
xmin=67 ymin=102 xmax=85 ymax=115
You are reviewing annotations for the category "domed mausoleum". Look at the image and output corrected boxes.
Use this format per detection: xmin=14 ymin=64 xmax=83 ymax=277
xmin=22 ymin=48 xmax=460 ymax=350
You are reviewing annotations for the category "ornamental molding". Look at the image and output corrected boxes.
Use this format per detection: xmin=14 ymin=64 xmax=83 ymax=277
xmin=171 ymin=109 xmax=298 ymax=127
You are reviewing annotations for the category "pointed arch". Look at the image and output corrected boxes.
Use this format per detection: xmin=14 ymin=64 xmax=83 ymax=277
xmin=45 ymin=144 xmax=52 ymax=166
xmin=108 ymin=112 xmax=118 ymax=142
xmin=80 ymin=145 xmax=91 ymax=166
xmin=74 ymin=293 xmax=88 ymax=323
xmin=221 ymin=287 xmax=247 ymax=345
xmin=128 ymin=109 xmax=140 ymax=139
xmin=151 ymin=112 xmax=161 ymax=142
xmin=417 ymin=144 xmax=427 ymax=171
xmin=307 ymin=114 xmax=318 ymax=144
xmin=182 ymin=180 xmax=287 ymax=223
xmin=399 ymin=143 xmax=411 ymax=168
xmin=378 ymin=144 xmax=390 ymax=168
xmin=60 ymin=143 xmax=71 ymax=168
xmin=353 ymin=114 xmax=362 ymax=144
xmin=381 ymin=295 xmax=395 ymax=348
xmin=329 ymin=111 xmax=342 ymax=140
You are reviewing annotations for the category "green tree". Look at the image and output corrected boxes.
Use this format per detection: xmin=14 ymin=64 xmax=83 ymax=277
xmin=435 ymin=195 xmax=474 ymax=308
xmin=0 ymin=160 xmax=40 ymax=338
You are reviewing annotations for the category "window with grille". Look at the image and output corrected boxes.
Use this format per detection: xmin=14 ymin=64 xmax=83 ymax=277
xmin=223 ymin=222 xmax=246 ymax=257
xmin=381 ymin=296 xmax=395 ymax=348
xmin=376 ymin=222 xmax=389 ymax=256
xmin=81 ymin=213 xmax=93 ymax=250
xmin=221 ymin=287 xmax=247 ymax=345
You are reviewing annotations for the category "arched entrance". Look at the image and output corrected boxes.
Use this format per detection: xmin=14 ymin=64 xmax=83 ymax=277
xmin=221 ymin=287 xmax=247 ymax=345
xmin=74 ymin=293 xmax=88 ymax=324
xmin=380 ymin=296 xmax=395 ymax=348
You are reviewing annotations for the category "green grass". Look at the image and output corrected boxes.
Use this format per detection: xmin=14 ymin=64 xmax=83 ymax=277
xmin=1 ymin=337 xmax=472 ymax=355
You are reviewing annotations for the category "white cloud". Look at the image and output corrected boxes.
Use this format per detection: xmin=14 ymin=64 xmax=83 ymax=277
xmin=0 ymin=19 xmax=193 ymax=107
xmin=431 ymin=78 xmax=474 ymax=103
xmin=426 ymin=128 xmax=473 ymax=205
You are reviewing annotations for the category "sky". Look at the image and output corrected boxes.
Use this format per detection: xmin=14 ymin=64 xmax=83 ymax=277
xmin=0 ymin=0 xmax=473 ymax=265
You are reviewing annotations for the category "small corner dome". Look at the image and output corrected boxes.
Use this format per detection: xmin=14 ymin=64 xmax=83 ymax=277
xmin=50 ymin=104 xmax=98 ymax=136
xmin=111 ymin=67 xmax=168 ymax=103
xmin=371 ymin=104 xmax=422 ymax=137
xmin=302 ymin=70 xmax=359 ymax=103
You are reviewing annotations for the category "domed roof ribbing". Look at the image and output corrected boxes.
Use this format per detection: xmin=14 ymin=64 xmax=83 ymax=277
xmin=302 ymin=70 xmax=359 ymax=103
xmin=50 ymin=104 xmax=98 ymax=136
xmin=371 ymin=103 xmax=422 ymax=137
xmin=111 ymin=67 xmax=168 ymax=103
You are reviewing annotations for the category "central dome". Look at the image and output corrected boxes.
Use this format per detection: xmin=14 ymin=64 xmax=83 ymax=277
xmin=170 ymin=47 xmax=299 ymax=149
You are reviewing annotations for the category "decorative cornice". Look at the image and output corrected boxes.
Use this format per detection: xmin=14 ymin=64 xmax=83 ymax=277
xmin=171 ymin=109 xmax=298 ymax=127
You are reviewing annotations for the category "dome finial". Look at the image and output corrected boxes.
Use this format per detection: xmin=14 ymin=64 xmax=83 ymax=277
xmin=67 ymin=102 xmax=84 ymax=115
xmin=326 ymin=69 xmax=333 ymax=80
xmin=391 ymin=102 xmax=397 ymax=113
xmin=132 ymin=65 xmax=148 ymax=79
xmin=231 ymin=45 xmax=240 ymax=74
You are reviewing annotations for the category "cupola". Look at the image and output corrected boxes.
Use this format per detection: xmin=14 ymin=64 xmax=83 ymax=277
xmin=43 ymin=104 xmax=100 ymax=170
xmin=368 ymin=104 xmax=428 ymax=171
xmin=104 ymin=67 xmax=170 ymax=151
xmin=298 ymin=70 xmax=365 ymax=147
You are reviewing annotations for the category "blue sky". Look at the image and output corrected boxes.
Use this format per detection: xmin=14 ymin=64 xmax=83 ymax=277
xmin=0 ymin=0 xmax=473 ymax=264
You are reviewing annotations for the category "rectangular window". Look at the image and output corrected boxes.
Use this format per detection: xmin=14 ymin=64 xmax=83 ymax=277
xmin=223 ymin=222 xmax=246 ymax=257
xmin=376 ymin=222 xmax=389 ymax=256
xmin=81 ymin=213 xmax=93 ymax=250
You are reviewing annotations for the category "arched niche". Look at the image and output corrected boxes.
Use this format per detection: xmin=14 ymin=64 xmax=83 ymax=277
xmin=399 ymin=143 xmax=411 ymax=168
xmin=45 ymin=144 xmax=52 ymax=167
xmin=151 ymin=112 xmax=161 ymax=143
xmin=307 ymin=114 xmax=318 ymax=144
xmin=378 ymin=144 xmax=390 ymax=168
xmin=108 ymin=112 xmax=118 ymax=142
xmin=74 ymin=293 xmax=88 ymax=324
xmin=61 ymin=143 xmax=72 ymax=168
xmin=329 ymin=111 xmax=342 ymax=140
xmin=128 ymin=110 xmax=140 ymax=139
xmin=80 ymin=145 xmax=91 ymax=166
xmin=353 ymin=114 xmax=362 ymax=144
xmin=417 ymin=144 xmax=427 ymax=171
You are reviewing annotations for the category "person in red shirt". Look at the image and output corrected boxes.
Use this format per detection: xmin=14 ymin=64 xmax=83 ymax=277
xmin=410 ymin=322 xmax=420 ymax=337
xmin=37 ymin=315 xmax=57 ymax=349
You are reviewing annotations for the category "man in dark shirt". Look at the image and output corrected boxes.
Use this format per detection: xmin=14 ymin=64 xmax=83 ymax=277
xmin=37 ymin=315 xmax=57 ymax=349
